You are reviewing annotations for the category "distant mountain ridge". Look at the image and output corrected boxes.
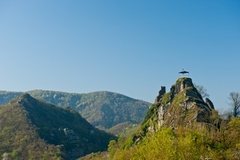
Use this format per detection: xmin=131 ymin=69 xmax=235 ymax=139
xmin=0 ymin=93 xmax=115 ymax=159
xmin=0 ymin=90 xmax=151 ymax=132
xmin=0 ymin=91 xmax=22 ymax=104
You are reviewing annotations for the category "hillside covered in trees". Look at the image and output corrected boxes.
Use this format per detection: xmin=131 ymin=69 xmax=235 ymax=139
xmin=81 ymin=77 xmax=240 ymax=160
xmin=0 ymin=90 xmax=150 ymax=135
xmin=1 ymin=77 xmax=239 ymax=160
xmin=0 ymin=93 xmax=115 ymax=159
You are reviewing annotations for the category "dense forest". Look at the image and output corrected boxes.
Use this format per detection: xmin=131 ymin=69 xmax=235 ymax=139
xmin=0 ymin=90 xmax=150 ymax=135
xmin=0 ymin=93 xmax=115 ymax=159
xmin=107 ymin=118 xmax=240 ymax=160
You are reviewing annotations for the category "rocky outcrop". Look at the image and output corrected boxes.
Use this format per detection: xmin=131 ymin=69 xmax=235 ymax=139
xmin=205 ymin=98 xmax=215 ymax=110
xmin=155 ymin=86 xmax=166 ymax=103
xmin=141 ymin=77 xmax=214 ymax=133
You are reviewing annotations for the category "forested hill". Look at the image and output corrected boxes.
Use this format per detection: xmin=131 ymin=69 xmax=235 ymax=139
xmin=0 ymin=93 xmax=115 ymax=159
xmin=103 ymin=77 xmax=240 ymax=160
xmin=0 ymin=90 xmax=151 ymax=131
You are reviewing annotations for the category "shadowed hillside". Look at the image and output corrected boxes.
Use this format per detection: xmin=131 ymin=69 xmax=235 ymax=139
xmin=0 ymin=93 xmax=116 ymax=159
xmin=0 ymin=90 xmax=151 ymax=133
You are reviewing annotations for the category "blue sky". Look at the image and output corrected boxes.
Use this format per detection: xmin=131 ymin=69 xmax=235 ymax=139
xmin=0 ymin=1 xmax=239 ymax=111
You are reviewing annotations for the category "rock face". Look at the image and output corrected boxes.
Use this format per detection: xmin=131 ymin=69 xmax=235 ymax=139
xmin=155 ymin=86 xmax=166 ymax=103
xmin=205 ymin=98 xmax=215 ymax=110
xmin=142 ymin=77 xmax=214 ymax=133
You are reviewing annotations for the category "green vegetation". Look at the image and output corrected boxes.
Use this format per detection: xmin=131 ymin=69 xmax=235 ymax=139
xmin=0 ymin=96 xmax=64 ymax=159
xmin=96 ymin=77 xmax=240 ymax=160
xmin=106 ymin=122 xmax=139 ymax=137
xmin=140 ymin=103 xmax=159 ymax=134
xmin=171 ymin=90 xmax=185 ymax=107
xmin=0 ymin=90 xmax=150 ymax=134
xmin=161 ymin=92 xmax=171 ymax=104
xmin=0 ymin=94 xmax=116 ymax=159
xmin=2 ymin=77 xmax=239 ymax=160
xmin=108 ymin=118 xmax=240 ymax=160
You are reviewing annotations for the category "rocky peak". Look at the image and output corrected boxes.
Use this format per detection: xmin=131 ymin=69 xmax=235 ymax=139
xmin=142 ymin=77 xmax=215 ymax=133
xmin=155 ymin=86 xmax=166 ymax=103
xmin=170 ymin=77 xmax=197 ymax=98
xmin=16 ymin=93 xmax=37 ymax=107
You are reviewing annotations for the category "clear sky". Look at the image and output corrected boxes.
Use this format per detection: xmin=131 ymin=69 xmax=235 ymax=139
xmin=0 ymin=1 xmax=239 ymax=111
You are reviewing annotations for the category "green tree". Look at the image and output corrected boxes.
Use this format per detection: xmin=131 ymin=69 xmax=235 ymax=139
xmin=108 ymin=140 xmax=117 ymax=158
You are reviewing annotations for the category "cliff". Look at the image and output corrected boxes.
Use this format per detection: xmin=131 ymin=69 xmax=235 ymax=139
xmin=141 ymin=77 xmax=215 ymax=134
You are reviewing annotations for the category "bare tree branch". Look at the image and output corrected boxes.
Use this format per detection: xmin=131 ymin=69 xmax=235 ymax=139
xmin=228 ymin=92 xmax=240 ymax=117
xmin=194 ymin=84 xmax=210 ymax=99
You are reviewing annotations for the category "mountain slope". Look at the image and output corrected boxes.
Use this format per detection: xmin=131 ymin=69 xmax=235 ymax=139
xmin=0 ymin=93 xmax=115 ymax=159
xmin=133 ymin=77 xmax=216 ymax=141
xmin=0 ymin=96 xmax=63 ymax=159
xmin=103 ymin=77 xmax=240 ymax=160
xmin=0 ymin=90 xmax=151 ymax=131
